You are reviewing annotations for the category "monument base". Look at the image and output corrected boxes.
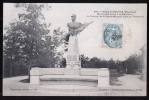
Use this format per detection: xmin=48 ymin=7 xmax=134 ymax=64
xmin=65 ymin=58 xmax=81 ymax=75
xmin=30 ymin=67 xmax=110 ymax=87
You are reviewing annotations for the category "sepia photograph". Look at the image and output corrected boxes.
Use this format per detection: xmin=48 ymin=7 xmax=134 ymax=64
xmin=3 ymin=3 xmax=147 ymax=96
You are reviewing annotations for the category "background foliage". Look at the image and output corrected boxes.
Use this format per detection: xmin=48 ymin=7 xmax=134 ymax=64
xmin=3 ymin=4 xmax=64 ymax=77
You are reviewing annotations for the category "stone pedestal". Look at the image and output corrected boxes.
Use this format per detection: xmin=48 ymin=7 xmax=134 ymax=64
xmin=66 ymin=54 xmax=81 ymax=69
xmin=65 ymin=57 xmax=81 ymax=75
xmin=98 ymin=68 xmax=110 ymax=87
xmin=30 ymin=67 xmax=40 ymax=84
xmin=65 ymin=35 xmax=81 ymax=75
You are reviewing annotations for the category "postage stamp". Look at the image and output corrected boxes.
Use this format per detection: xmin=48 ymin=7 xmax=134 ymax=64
xmin=103 ymin=24 xmax=123 ymax=48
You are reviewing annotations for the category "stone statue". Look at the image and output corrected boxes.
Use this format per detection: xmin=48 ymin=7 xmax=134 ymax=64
xmin=67 ymin=14 xmax=93 ymax=36
xmin=65 ymin=14 xmax=93 ymax=71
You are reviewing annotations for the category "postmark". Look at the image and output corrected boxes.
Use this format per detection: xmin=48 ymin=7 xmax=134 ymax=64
xmin=103 ymin=24 xmax=122 ymax=48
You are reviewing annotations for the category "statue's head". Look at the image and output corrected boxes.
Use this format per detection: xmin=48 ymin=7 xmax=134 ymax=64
xmin=71 ymin=14 xmax=76 ymax=22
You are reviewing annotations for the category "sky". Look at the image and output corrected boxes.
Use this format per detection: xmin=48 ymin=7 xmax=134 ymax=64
xmin=3 ymin=3 xmax=147 ymax=61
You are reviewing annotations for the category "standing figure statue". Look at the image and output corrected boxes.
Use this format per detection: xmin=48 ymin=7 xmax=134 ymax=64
xmin=65 ymin=14 xmax=93 ymax=70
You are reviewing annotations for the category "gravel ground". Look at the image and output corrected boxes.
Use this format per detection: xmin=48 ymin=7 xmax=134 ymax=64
xmin=3 ymin=74 xmax=146 ymax=96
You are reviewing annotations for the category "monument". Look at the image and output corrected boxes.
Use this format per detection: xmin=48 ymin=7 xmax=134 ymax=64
xmin=65 ymin=14 xmax=93 ymax=75
xmin=30 ymin=14 xmax=110 ymax=87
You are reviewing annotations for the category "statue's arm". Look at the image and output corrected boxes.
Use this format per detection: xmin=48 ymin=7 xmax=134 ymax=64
xmin=84 ymin=21 xmax=94 ymax=27
xmin=76 ymin=21 xmax=93 ymax=33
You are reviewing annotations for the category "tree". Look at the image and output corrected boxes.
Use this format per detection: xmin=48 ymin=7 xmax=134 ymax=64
xmin=80 ymin=54 xmax=89 ymax=68
xmin=3 ymin=3 xmax=64 ymax=78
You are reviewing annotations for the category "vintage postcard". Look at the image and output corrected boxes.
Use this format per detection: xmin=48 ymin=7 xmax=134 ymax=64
xmin=3 ymin=3 xmax=147 ymax=96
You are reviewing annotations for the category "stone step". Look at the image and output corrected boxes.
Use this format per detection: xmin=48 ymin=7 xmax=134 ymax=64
xmin=40 ymin=80 xmax=98 ymax=87
xmin=39 ymin=85 xmax=98 ymax=90
xmin=40 ymin=75 xmax=98 ymax=81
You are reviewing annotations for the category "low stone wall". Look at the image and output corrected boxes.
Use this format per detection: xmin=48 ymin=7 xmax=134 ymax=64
xmin=30 ymin=67 xmax=110 ymax=87
xmin=31 ymin=68 xmax=100 ymax=76
xmin=80 ymin=68 xmax=99 ymax=76
xmin=40 ymin=68 xmax=65 ymax=75
xmin=30 ymin=67 xmax=40 ymax=84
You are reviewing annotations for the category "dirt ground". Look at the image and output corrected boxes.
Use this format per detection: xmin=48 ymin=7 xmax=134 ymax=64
xmin=3 ymin=74 xmax=146 ymax=96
